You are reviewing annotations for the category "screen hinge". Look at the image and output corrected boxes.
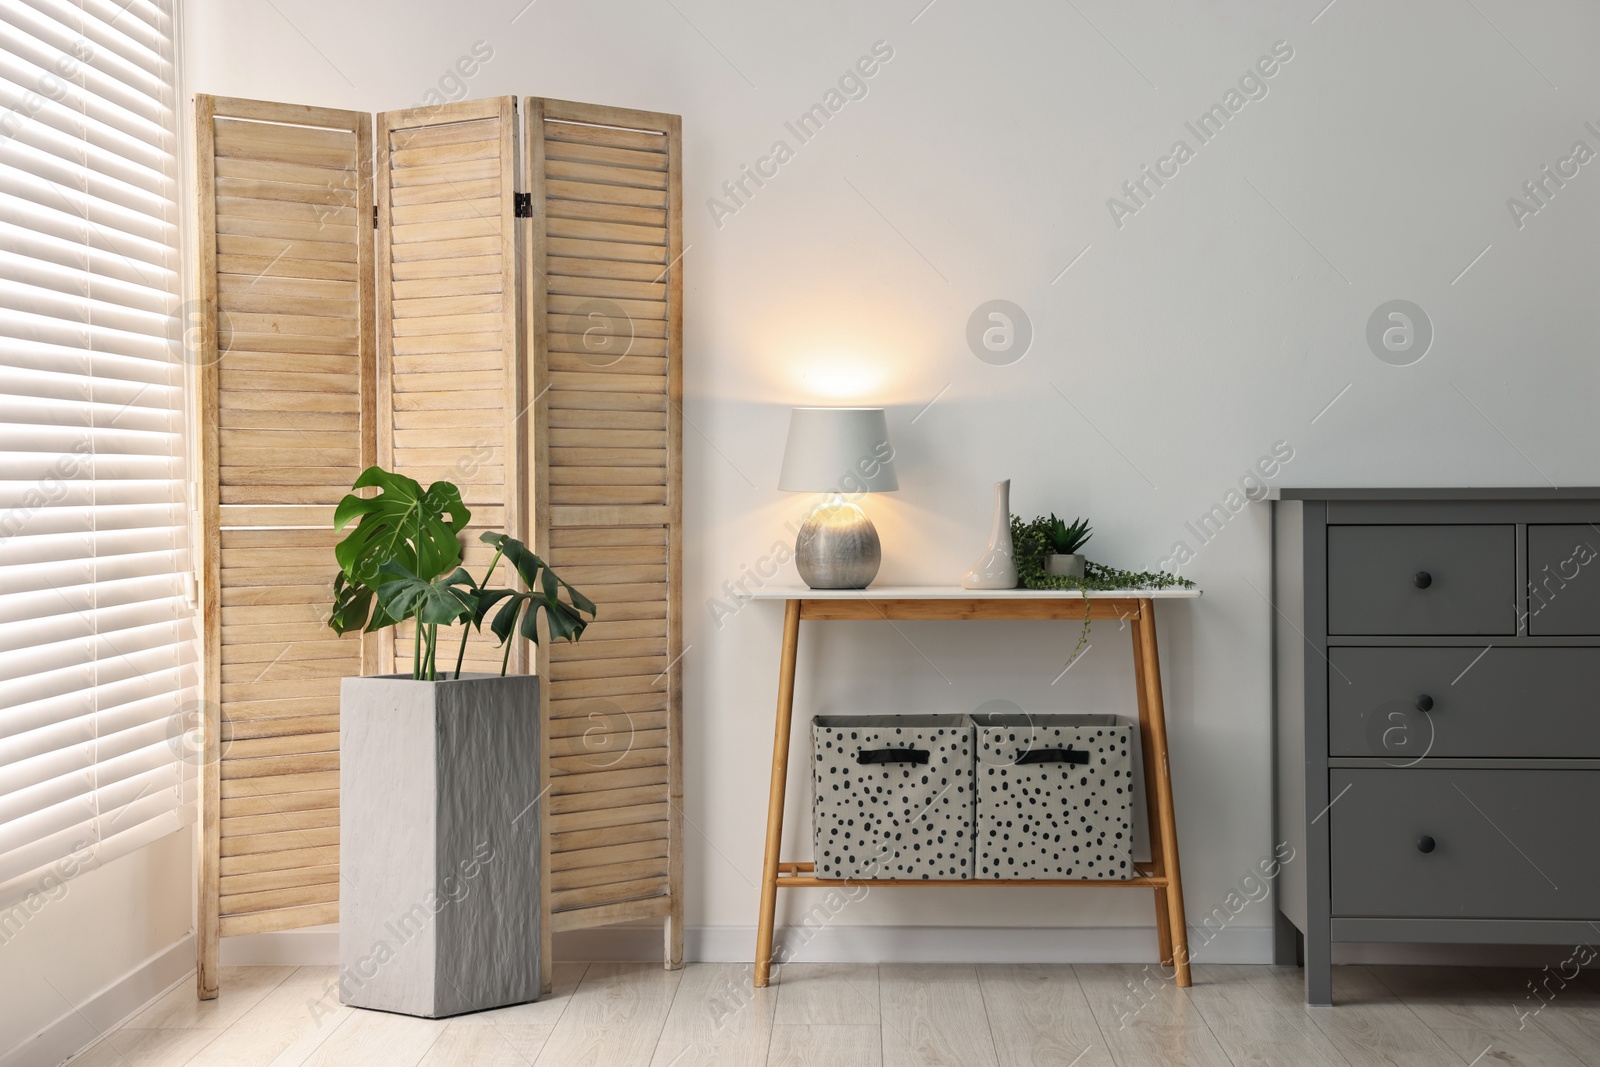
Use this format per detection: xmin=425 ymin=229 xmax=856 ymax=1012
xmin=514 ymin=192 xmax=532 ymax=218
xmin=373 ymin=205 xmax=379 ymax=229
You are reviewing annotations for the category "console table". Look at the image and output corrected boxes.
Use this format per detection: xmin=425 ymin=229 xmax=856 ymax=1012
xmin=747 ymin=586 xmax=1202 ymax=988
xmin=1272 ymin=488 xmax=1600 ymax=1004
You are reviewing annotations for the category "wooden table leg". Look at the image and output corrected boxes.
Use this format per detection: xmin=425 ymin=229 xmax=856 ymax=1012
xmin=755 ymin=599 xmax=802 ymax=987
xmin=1133 ymin=598 xmax=1190 ymax=986
xmin=1129 ymin=614 xmax=1172 ymax=969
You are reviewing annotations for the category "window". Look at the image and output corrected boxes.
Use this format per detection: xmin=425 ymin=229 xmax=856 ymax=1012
xmin=0 ymin=0 xmax=192 ymax=910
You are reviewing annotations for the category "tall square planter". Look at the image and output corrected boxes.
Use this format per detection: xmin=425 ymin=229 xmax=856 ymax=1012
xmin=339 ymin=672 xmax=542 ymax=1018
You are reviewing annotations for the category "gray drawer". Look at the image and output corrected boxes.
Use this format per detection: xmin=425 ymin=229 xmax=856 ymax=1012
xmin=1527 ymin=525 xmax=1600 ymax=635
xmin=1330 ymin=769 xmax=1600 ymax=919
xmin=1327 ymin=525 xmax=1515 ymax=636
xmin=1329 ymin=647 xmax=1600 ymax=759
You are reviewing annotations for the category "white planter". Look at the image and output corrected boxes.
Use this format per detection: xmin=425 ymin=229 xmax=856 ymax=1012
xmin=340 ymin=673 xmax=542 ymax=1018
xmin=1045 ymin=553 xmax=1085 ymax=578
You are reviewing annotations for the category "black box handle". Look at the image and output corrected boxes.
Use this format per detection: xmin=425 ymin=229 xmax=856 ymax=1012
xmin=856 ymin=747 xmax=930 ymax=765
xmin=1014 ymin=746 xmax=1088 ymax=766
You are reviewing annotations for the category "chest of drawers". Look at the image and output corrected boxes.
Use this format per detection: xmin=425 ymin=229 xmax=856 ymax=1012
xmin=1271 ymin=489 xmax=1600 ymax=1004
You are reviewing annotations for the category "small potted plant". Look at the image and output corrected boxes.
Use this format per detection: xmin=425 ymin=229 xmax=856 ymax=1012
xmin=1011 ymin=513 xmax=1194 ymax=667
xmin=327 ymin=466 xmax=594 ymax=1019
xmin=1043 ymin=513 xmax=1092 ymax=578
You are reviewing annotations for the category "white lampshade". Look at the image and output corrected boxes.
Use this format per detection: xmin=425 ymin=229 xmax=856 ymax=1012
xmin=777 ymin=407 xmax=898 ymax=494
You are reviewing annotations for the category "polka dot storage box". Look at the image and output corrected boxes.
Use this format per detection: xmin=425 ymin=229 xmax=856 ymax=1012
xmin=973 ymin=712 xmax=1134 ymax=880
xmin=811 ymin=715 xmax=975 ymax=880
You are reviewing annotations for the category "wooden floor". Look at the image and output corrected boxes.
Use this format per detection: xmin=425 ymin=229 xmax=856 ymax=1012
xmin=67 ymin=961 xmax=1600 ymax=1066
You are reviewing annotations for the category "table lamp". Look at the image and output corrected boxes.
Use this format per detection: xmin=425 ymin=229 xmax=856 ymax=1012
xmin=778 ymin=407 xmax=898 ymax=589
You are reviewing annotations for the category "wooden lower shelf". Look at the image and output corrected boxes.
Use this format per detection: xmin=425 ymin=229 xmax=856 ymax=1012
xmin=775 ymin=861 xmax=1165 ymax=889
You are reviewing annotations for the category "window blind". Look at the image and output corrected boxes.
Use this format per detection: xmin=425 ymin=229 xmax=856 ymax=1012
xmin=0 ymin=0 xmax=193 ymax=908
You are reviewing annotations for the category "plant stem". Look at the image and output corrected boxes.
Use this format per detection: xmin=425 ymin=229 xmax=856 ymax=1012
xmin=455 ymin=545 xmax=505 ymax=680
xmin=412 ymin=619 xmax=422 ymax=681
xmin=500 ymin=631 xmax=514 ymax=677
xmin=412 ymin=504 xmax=425 ymax=679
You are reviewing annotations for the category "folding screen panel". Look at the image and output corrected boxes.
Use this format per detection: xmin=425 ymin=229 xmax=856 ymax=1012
xmin=524 ymin=98 xmax=684 ymax=972
xmin=196 ymin=92 xmax=683 ymax=999
xmin=374 ymin=97 xmax=525 ymax=675
xmin=194 ymin=96 xmax=375 ymax=997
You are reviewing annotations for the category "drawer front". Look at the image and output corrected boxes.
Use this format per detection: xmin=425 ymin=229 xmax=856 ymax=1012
xmin=1329 ymin=647 xmax=1600 ymax=759
xmin=1327 ymin=524 xmax=1515 ymax=635
xmin=812 ymin=719 xmax=975 ymax=879
xmin=975 ymin=718 xmax=1133 ymax=880
xmin=1330 ymin=769 xmax=1600 ymax=918
xmin=1527 ymin=525 xmax=1600 ymax=635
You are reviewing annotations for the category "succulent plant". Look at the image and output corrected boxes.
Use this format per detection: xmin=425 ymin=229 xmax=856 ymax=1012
xmin=1045 ymin=513 xmax=1093 ymax=555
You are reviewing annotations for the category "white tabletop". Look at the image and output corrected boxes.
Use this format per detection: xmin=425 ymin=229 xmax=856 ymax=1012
xmin=745 ymin=585 xmax=1201 ymax=600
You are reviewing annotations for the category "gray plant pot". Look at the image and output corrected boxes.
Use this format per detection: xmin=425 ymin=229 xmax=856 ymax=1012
xmin=339 ymin=672 xmax=542 ymax=1018
xmin=1045 ymin=553 xmax=1085 ymax=578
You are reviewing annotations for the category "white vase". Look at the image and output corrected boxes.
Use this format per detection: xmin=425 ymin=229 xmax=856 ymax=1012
xmin=961 ymin=479 xmax=1017 ymax=590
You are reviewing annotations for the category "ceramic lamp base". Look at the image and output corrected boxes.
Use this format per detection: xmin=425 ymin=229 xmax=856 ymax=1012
xmin=795 ymin=497 xmax=881 ymax=589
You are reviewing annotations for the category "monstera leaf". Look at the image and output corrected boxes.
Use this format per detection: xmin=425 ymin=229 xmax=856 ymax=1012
xmin=334 ymin=466 xmax=470 ymax=585
xmin=329 ymin=570 xmax=376 ymax=636
xmin=479 ymin=532 xmax=597 ymax=647
xmin=374 ymin=562 xmax=477 ymax=627
xmin=324 ymin=466 xmax=595 ymax=679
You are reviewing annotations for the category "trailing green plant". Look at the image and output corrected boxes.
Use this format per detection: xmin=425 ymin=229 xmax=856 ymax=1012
xmin=1011 ymin=514 xmax=1195 ymax=665
xmin=1044 ymin=513 xmax=1093 ymax=556
xmin=328 ymin=466 xmax=595 ymax=680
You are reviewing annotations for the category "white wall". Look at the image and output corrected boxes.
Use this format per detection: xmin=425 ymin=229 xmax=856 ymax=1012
xmin=0 ymin=830 xmax=192 ymax=1060
xmin=183 ymin=0 xmax=1600 ymax=957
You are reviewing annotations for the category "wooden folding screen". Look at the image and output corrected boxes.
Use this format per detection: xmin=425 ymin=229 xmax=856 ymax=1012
xmin=374 ymin=98 xmax=525 ymax=675
xmin=196 ymin=93 xmax=681 ymax=999
xmin=525 ymin=98 xmax=685 ymax=972
xmin=194 ymin=96 xmax=375 ymax=997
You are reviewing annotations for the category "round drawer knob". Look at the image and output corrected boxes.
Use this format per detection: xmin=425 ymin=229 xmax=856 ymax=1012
xmin=1414 ymin=571 xmax=1433 ymax=589
xmin=1417 ymin=835 xmax=1436 ymax=854
xmin=1415 ymin=694 xmax=1435 ymax=712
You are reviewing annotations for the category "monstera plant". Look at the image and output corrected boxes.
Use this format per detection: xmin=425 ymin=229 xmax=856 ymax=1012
xmin=328 ymin=465 xmax=595 ymax=679
xmin=330 ymin=466 xmax=589 ymax=1016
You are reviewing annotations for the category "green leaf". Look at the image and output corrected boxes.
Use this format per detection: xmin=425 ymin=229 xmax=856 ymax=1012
xmin=333 ymin=466 xmax=470 ymax=587
xmin=1045 ymin=513 xmax=1093 ymax=555
xmin=374 ymin=560 xmax=475 ymax=627
xmin=475 ymin=532 xmax=596 ymax=650
xmin=324 ymin=466 xmax=598 ymax=673
xmin=469 ymin=586 xmax=517 ymax=628
xmin=328 ymin=570 xmax=372 ymax=635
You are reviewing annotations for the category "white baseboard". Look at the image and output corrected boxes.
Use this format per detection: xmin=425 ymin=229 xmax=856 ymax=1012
xmin=560 ymin=924 xmax=1273 ymax=965
xmin=218 ymin=922 xmax=1275 ymax=968
xmin=2 ymin=935 xmax=195 ymax=1067
xmin=212 ymin=923 xmax=1583 ymax=971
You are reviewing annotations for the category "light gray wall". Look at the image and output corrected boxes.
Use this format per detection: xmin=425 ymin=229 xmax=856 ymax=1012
xmin=1 ymin=831 xmax=192 ymax=1057
xmin=184 ymin=0 xmax=1600 ymax=954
